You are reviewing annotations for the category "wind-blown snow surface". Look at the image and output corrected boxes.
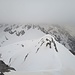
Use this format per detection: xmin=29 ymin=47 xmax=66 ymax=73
xmin=0 ymin=34 xmax=75 ymax=75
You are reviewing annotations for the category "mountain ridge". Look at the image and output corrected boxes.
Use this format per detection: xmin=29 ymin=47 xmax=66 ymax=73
xmin=0 ymin=24 xmax=75 ymax=55
xmin=0 ymin=26 xmax=75 ymax=75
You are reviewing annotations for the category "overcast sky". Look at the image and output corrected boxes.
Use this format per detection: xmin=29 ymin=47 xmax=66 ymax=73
xmin=0 ymin=0 xmax=75 ymax=25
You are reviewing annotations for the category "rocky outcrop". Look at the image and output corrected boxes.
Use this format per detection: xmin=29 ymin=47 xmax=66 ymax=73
xmin=0 ymin=60 xmax=16 ymax=75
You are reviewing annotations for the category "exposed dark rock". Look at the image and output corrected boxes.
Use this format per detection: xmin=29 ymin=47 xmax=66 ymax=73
xmin=0 ymin=72 xmax=4 ymax=75
xmin=27 ymin=25 xmax=31 ymax=30
xmin=0 ymin=54 xmax=2 ymax=58
xmin=5 ymin=36 xmax=8 ymax=40
xmin=4 ymin=27 xmax=12 ymax=32
xmin=16 ymin=32 xmax=20 ymax=36
xmin=36 ymin=48 xmax=40 ymax=53
xmin=55 ymin=35 xmax=61 ymax=43
xmin=9 ymin=30 xmax=16 ymax=34
xmin=52 ymin=38 xmax=58 ymax=52
xmin=68 ymin=37 xmax=75 ymax=52
xmin=9 ymin=58 xmax=12 ymax=63
xmin=69 ymin=50 xmax=75 ymax=55
xmin=21 ymin=44 xmax=24 ymax=47
xmin=46 ymin=38 xmax=51 ymax=48
xmin=20 ymin=30 xmax=25 ymax=35
xmin=16 ymin=30 xmax=25 ymax=36
xmin=0 ymin=60 xmax=16 ymax=75
xmin=24 ymin=53 xmax=29 ymax=61
xmin=46 ymin=42 xmax=51 ymax=48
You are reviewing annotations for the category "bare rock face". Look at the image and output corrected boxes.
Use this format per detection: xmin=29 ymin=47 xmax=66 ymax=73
xmin=0 ymin=72 xmax=4 ymax=75
xmin=0 ymin=60 xmax=16 ymax=75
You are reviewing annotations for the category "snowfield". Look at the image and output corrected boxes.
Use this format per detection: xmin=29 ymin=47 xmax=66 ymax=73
xmin=0 ymin=35 xmax=61 ymax=71
xmin=0 ymin=24 xmax=75 ymax=75
xmin=0 ymin=34 xmax=75 ymax=75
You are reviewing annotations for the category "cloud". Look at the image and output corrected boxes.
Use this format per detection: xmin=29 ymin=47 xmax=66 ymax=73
xmin=0 ymin=0 xmax=75 ymax=25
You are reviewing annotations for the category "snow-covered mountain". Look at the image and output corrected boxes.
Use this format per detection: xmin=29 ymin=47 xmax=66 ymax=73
xmin=0 ymin=34 xmax=75 ymax=72
xmin=39 ymin=25 xmax=75 ymax=54
xmin=0 ymin=24 xmax=45 ymax=47
xmin=0 ymin=24 xmax=75 ymax=75
xmin=0 ymin=24 xmax=75 ymax=55
xmin=0 ymin=35 xmax=60 ymax=71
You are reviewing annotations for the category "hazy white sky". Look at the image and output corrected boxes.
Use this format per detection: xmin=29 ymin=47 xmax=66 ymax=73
xmin=0 ymin=0 xmax=75 ymax=25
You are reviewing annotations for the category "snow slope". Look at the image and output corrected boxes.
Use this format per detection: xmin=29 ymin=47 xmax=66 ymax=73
xmin=0 ymin=24 xmax=75 ymax=55
xmin=0 ymin=24 xmax=75 ymax=75
xmin=0 ymin=35 xmax=61 ymax=71
xmin=0 ymin=25 xmax=45 ymax=47
xmin=0 ymin=34 xmax=75 ymax=75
